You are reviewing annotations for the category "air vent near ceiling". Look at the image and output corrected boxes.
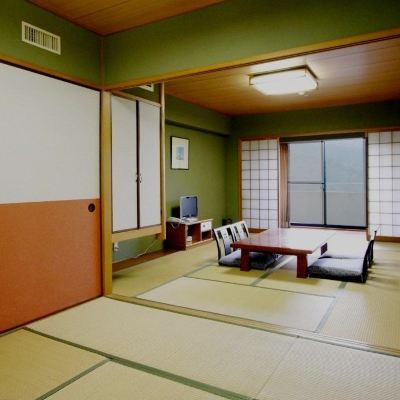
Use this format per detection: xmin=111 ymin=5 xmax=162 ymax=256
xmin=22 ymin=22 xmax=61 ymax=55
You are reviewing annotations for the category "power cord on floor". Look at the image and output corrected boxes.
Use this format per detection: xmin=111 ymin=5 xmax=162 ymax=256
xmin=134 ymin=239 xmax=158 ymax=259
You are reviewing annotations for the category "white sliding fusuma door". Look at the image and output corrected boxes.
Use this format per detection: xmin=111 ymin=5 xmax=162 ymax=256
xmin=0 ymin=62 xmax=101 ymax=332
xmin=139 ymin=101 xmax=161 ymax=227
xmin=111 ymin=95 xmax=138 ymax=232
xmin=111 ymin=94 xmax=162 ymax=233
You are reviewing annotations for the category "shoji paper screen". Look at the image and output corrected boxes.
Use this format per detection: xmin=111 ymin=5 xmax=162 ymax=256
xmin=241 ymin=139 xmax=279 ymax=229
xmin=368 ymin=130 xmax=400 ymax=237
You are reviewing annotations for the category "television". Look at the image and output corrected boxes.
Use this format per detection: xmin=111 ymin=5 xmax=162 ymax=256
xmin=180 ymin=195 xmax=198 ymax=221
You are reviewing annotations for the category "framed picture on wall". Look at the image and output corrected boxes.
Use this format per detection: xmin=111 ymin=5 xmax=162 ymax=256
xmin=171 ymin=136 xmax=189 ymax=170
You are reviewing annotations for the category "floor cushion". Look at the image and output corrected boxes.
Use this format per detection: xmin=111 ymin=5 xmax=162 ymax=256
xmin=308 ymin=257 xmax=365 ymax=282
xmin=219 ymin=250 xmax=280 ymax=270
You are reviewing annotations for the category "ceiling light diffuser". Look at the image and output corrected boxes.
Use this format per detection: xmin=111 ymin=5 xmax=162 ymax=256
xmin=250 ymin=68 xmax=318 ymax=95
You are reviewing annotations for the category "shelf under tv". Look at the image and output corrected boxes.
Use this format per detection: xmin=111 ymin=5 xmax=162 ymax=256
xmin=166 ymin=218 xmax=213 ymax=250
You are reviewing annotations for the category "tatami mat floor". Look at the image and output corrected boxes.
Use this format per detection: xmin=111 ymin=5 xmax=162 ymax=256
xmin=2 ymin=231 xmax=400 ymax=399
xmin=46 ymin=362 xmax=225 ymax=400
xmin=0 ymin=330 xmax=105 ymax=400
xmin=137 ymin=277 xmax=334 ymax=331
xmin=113 ymin=231 xmax=400 ymax=347
xmin=23 ymin=296 xmax=400 ymax=400
xmin=28 ymin=297 xmax=296 ymax=399
xmin=112 ymin=243 xmax=215 ymax=297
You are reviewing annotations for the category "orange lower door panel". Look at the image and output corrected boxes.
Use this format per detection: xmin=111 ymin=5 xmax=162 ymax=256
xmin=0 ymin=199 xmax=102 ymax=332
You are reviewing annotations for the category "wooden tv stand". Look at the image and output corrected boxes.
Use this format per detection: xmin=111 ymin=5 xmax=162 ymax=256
xmin=166 ymin=218 xmax=213 ymax=250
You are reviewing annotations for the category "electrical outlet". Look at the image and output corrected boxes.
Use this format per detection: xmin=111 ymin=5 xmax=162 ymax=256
xmin=113 ymin=242 xmax=119 ymax=252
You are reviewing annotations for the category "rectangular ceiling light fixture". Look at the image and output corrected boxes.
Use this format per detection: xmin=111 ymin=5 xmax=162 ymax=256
xmin=250 ymin=67 xmax=317 ymax=95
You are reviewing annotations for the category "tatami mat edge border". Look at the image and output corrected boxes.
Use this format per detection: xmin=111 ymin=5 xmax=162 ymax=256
xmin=23 ymin=327 xmax=250 ymax=400
xmin=314 ymin=281 xmax=348 ymax=332
xmin=0 ymin=326 xmax=24 ymax=338
xmin=129 ymin=261 xmax=215 ymax=298
xmin=184 ymin=258 xmax=338 ymax=298
xmin=107 ymin=295 xmax=400 ymax=358
xmin=36 ymin=360 xmax=109 ymax=400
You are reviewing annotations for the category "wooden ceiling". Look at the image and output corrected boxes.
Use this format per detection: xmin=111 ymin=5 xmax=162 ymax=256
xmin=28 ymin=0 xmax=225 ymax=35
xmin=27 ymin=1 xmax=400 ymax=114
xmin=165 ymin=37 xmax=400 ymax=115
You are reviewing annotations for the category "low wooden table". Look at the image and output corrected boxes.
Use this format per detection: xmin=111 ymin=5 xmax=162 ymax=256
xmin=231 ymin=228 xmax=334 ymax=278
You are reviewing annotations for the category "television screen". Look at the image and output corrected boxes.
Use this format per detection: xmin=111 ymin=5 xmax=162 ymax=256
xmin=180 ymin=196 xmax=198 ymax=220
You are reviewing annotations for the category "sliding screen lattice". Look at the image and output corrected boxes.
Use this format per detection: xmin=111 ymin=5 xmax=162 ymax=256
xmin=368 ymin=131 xmax=400 ymax=237
xmin=241 ymin=139 xmax=279 ymax=229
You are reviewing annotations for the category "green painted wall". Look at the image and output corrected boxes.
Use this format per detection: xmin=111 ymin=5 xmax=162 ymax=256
xmin=226 ymin=100 xmax=400 ymax=220
xmin=124 ymin=84 xmax=161 ymax=103
xmin=4 ymin=1 xmax=399 ymax=265
xmin=113 ymin=235 xmax=162 ymax=263
xmin=166 ymin=95 xmax=231 ymax=135
xmin=113 ymin=96 xmax=229 ymax=262
xmin=233 ymin=101 xmax=400 ymax=138
xmin=104 ymin=0 xmax=400 ymax=85
xmin=0 ymin=0 xmax=101 ymax=84
xmin=165 ymin=124 xmax=227 ymax=224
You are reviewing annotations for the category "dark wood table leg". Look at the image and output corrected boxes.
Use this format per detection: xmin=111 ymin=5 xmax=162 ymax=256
xmin=296 ymin=254 xmax=308 ymax=278
xmin=240 ymin=249 xmax=250 ymax=271
xmin=321 ymin=242 xmax=328 ymax=255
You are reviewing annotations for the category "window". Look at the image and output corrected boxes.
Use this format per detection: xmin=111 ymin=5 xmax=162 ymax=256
xmin=288 ymin=138 xmax=366 ymax=228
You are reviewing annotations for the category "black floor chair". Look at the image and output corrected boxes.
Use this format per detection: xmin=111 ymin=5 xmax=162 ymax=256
xmin=308 ymin=229 xmax=377 ymax=283
xmin=213 ymin=222 xmax=279 ymax=270
xmin=319 ymin=228 xmax=377 ymax=268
